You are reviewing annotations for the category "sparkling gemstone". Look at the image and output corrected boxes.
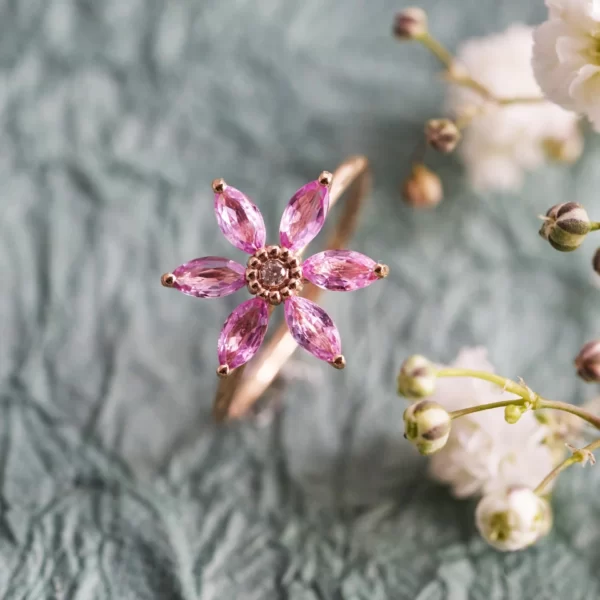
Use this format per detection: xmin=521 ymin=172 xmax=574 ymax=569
xmin=218 ymin=297 xmax=269 ymax=369
xmin=259 ymin=259 xmax=288 ymax=288
xmin=215 ymin=185 xmax=266 ymax=254
xmin=284 ymin=296 xmax=341 ymax=362
xmin=303 ymin=250 xmax=378 ymax=291
xmin=279 ymin=181 xmax=329 ymax=252
xmin=172 ymin=257 xmax=246 ymax=298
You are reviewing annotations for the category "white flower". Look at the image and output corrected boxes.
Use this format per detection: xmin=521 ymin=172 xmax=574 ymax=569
xmin=533 ymin=0 xmax=600 ymax=130
xmin=475 ymin=487 xmax=552 ymax=551
xmin=447 ymin=24 xmax=582 ymax=192
xmin=428 ymin=347 xmax=555 ymax=498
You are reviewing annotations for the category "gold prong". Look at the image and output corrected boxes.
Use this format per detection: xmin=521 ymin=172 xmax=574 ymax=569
xmin=248 ymin=281 xmax=261 ymax=294
xmin=288 ymin=280 xmax=303 ymax=294
xmin=161 ymin=273 xmax=176 ymax=287
xmin=290 ymin=266 xmax=302 ymax=279
xmin=374 ymin=264 xmax=389 ymax=279
xmin=256 ymin=248 xmax=269 ymax=262
xmin=287 ymin=256 xmax=300 ymax=269
xmin=217 ymin=364 xmax=230 ymax=378
xmin=266 ymin=245 xmax=281 ymax=258
xmin=269 ymin=291 xmax=282 ymax=305
xmin=247 ymin=256 xmax=261 ymax=269
xmin=318 ymin=171 xmax=333 ymax=186
xmin=280 ymin=248 xmax=290 ymax=261
xmin=259 ymin=289 xmax=270 ymax=300
xmin=280 ymin=287 xmax=291 ymax=299
xmin=330 ymin=355 xmax=346 ymax=370
xmin=212 ymin=178 xmax=226 ymax=193
xmin=245 ymin=269 xmax=259 ymax=281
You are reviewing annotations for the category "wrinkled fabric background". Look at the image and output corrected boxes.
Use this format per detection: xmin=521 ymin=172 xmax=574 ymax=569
xmin=2 ymin=0 xmax=600 ymax=598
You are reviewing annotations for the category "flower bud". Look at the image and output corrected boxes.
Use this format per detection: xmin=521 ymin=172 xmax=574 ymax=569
xmin=397 ymin=355 xmax=437 ymax=399
xmin=593 ymin=247 xmax=600 ymax=276
xmin=575 ymin=339 xmax=600 ymax=382
xmin=403 ymin=400 xmax=451 ymax=456
xmin=475 ymin=487 xmax=552 ymax=552
xmin=504 ymin=404 xmax=525 ymax=424
xmin=425 ymin=119 xmax=461 ymax=153
xmin=402 ymin=165 xmax=443 ymax=209
xmin=539 ymin=202 xmax=590 ymax=252
xmin=393 ymin=8 xmax=428 ymax=39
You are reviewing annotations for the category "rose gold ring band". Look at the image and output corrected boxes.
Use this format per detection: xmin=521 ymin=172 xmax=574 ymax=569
xmin=213 ymin=155 xmax=371 ymax=422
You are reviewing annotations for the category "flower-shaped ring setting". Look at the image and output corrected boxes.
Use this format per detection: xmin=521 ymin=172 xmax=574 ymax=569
xmin=161 ymin=168 xmax=388 ymax=378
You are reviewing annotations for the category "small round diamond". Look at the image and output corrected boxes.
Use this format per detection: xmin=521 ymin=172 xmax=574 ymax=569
xmin=260 ymin=259 xmax=288 ymax=288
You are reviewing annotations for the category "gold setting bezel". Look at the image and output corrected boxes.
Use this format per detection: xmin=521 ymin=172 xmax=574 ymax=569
xmin=246 ymin=245 xmax=303 ymax=305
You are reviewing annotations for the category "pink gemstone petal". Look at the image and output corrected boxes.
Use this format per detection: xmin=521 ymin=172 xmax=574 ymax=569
xmin=284 ymin=296 xmax=341 ymax=362
xmin=303 ymin=250 xmax=379 ymax=291
xmin=172 ymin=257 xmax=246 ymax=298
xmin=279 ymin=180 xmax=329 ymax=252
xmin=218 ymin=297 xmax=269 ymax=370
xmin=215 ymin=185 xmax=266 ymax=254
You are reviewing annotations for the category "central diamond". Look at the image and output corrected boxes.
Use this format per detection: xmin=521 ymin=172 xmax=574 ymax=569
xmin=260 ymin=259 xmax=288 ymax=288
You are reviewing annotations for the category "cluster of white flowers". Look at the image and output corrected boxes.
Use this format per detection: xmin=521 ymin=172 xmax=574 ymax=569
xmin=427 ymin=348 xmax=555 ymax=497
xmin=447 ymin=24 xmax=582 ymax=192
xmin=533 ymin=0 xmax=600 ymax=131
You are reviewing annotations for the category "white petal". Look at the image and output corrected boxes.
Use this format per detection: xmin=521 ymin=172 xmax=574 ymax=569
xmin=556 ymin=32 xmax=589 ymax=63
xmin=569 ymin=63 xmax=600 ymax=127
xmin=532 ymin=20 xmax=579 ymax=109
xmin=547 ymin=0 xmax=600 ymax=29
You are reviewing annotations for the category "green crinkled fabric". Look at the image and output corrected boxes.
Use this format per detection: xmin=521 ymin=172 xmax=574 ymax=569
xmin=1 ymin=0 xmax=600 ymax=598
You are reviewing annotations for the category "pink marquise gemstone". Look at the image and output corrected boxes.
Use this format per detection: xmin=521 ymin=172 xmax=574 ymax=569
xmin=303 ymin=250 xmax=378 ymax=291
xmin=218 ymin=297 xmax=269 ymax=369
xmin=279 ymin=181 xmax=329 ymax=252
xmin=284 ymin=296 xmax=341 ymax=362
xmin=215 ymin=186 xmax=266 ymax=254
xmin=172 ymin=257 xmax=246 ymax=298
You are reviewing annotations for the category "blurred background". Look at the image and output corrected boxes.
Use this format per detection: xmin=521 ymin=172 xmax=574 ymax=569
xmin=1 ymin=0 xmax=600 ymax=597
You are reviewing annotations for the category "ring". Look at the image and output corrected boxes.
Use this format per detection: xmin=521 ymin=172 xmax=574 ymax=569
xmin=161 ymin=155 xmax=388 ymax=421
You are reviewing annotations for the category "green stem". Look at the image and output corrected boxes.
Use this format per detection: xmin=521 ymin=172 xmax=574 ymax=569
xmin=436 ymin=368 xmax=600 ymax=430
xmin=534 ymin=438 xmax=600 ymax=496
xmin=449 ymin=399 xmax=526 ymax=420
xmin=537 ymin=400 xmax=600 ymax=431
xmin=445 ymin=74 xmax=544 ymax=105
xmin=419 ymin=33 xmax=455 ymax=70
xmin=436 ymin=368 xmax=529 ymax=397
xmin=590 ymin=222 xmax=600 ymax=232
xmin=497 ymin=96 xmax=545 ymax=105
xmin=414 ymin=41 xmax=545 ymax=106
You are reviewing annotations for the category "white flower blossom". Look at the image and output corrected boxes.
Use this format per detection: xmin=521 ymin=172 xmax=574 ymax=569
xmin=448 ymin=24 xmax=582 ymax=192
xmin=533 ymin=0 xmax=600 ymax=131
xmin=428 ymin=347 xmax=555 ymax=498
xmin=476 ymin=487 xmax=552 ymax=551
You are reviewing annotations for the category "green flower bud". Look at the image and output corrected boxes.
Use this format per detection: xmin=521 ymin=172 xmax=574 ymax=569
xmin=403 ymin=400 xmax=451 ymax=455
xmin=402 ymin=165 xmax=443 ymax=209
xmin=425 ymin=119 xmax=461 ymax=153
xmin=393 ymin=8 xmax=428 ymax=40
xmin=575 ymin=339 xmax=600 ymax=382
xmin=539 ymin=202 xmax=590 ymax=252
xmin=397 ymin=355 xmax=437 ymax=399
xmin=504 ymin=404 xmax=526 ymax=424
xmin=476 ymin=487 xmax=552 ymax=552
xmin=593 ymin=247 xmax=600 ymax=276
